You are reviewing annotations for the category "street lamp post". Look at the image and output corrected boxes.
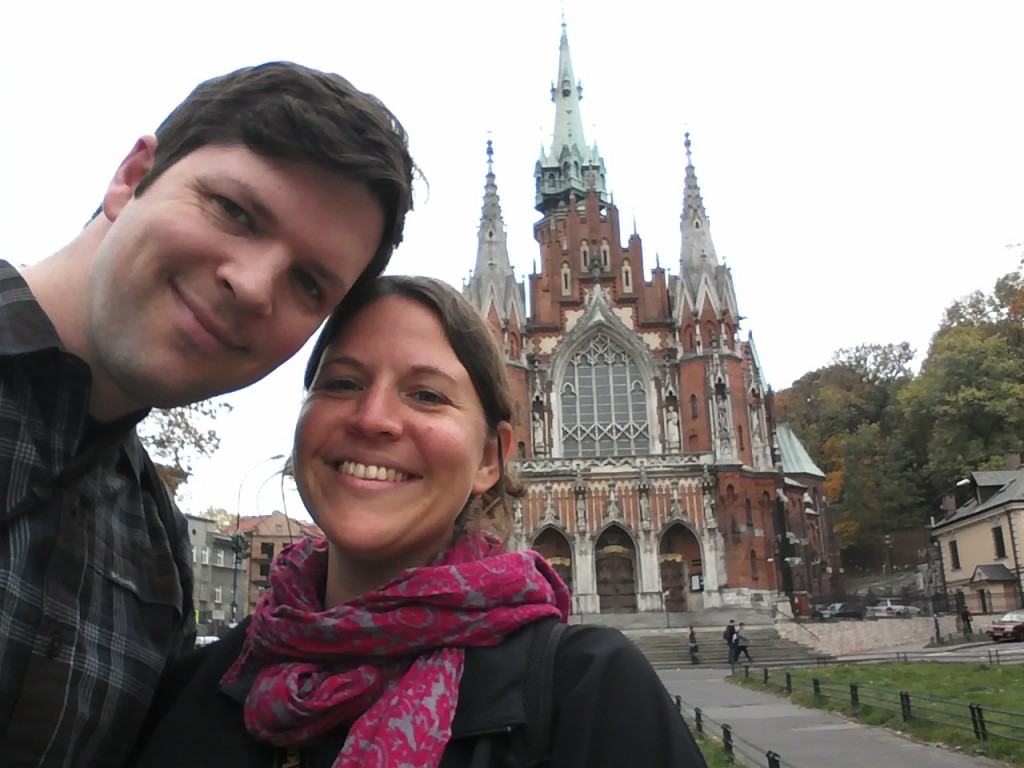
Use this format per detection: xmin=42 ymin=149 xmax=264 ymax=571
xmin=230 ymin=453 xmax=285 ymax=625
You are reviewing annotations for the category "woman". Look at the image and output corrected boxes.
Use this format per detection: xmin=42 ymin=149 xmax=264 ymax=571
xmin=132 ymin=276 xmax=707 ymax=768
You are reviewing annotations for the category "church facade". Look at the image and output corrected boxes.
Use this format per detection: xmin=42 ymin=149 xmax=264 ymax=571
xmin=463 ymin=25 xmax=841 ymax=617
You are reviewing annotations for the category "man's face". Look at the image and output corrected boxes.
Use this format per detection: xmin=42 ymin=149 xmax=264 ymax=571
xmin=87 ymin=143 xmax=384 ymax=414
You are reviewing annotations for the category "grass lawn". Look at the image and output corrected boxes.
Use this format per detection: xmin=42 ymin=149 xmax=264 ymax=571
xmin=734 ymin=662 xmax=1024 ymax=766
xmin=692 ymin=730 xmax=736 ymax=768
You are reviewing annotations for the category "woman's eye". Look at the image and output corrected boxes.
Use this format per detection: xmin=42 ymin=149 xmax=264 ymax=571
xmin=319 ymin=378 xmax=359 ymax=393
xmin=411 ymin=390 xmax=446 ymax=405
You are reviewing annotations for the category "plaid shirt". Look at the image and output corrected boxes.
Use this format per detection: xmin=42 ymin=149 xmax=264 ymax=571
xmin=0 ymin=261 xmax=193 ymax=767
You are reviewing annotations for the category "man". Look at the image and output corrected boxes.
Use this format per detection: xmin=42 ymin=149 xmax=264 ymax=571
xmin=688 ymin=625 xmax=700 ymax=665
xmin=723 ymin=619 xmax=737 ymax=663
xmin=0 ymin=62 xmax=414 ymax=766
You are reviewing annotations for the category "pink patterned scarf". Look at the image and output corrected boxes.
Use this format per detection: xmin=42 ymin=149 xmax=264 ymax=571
xmin=222 ymin=532 xmax=570 ymax=768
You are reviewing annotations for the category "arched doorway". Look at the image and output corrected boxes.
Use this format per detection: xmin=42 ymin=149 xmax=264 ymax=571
xmin=532 ymin=527 xmax=574 ymax=594
xmin=595 ymin=525 xmax=637 ymax=613
xmin=659 ymin=523 xmax=702 ymax=612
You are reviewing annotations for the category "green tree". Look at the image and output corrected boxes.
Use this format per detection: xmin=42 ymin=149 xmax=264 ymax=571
xmin=898 ymin=324 xmax=1024 ymax=491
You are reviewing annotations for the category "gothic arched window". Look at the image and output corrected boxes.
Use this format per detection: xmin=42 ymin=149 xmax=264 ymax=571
xmin=560 ymin=262 xmax=572 ymax=296
xmin=621 ymin=259 xmax=633 ymax=292
xmin=559 ymin=333 xmax=650 ymax=457
xmin=580 ymin=241 xmax=590 ymax=268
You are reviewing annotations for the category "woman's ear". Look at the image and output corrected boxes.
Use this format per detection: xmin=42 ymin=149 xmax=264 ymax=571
xmin=472 ymin=421 xmax=515 ymax=495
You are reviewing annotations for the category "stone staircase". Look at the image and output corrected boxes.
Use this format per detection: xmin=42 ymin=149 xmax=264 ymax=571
xmin=626 ymin=626 xmax=827 ymax=669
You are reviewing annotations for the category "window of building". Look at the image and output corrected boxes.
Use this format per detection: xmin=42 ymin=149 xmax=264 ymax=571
xmin=745 ymin=499 xmax=754 ymax=530
xmin=201 ymin=547 xmax=209 ymax=565
xmin=213 ymin=586 xmax=223 ymax=604
xmin=993 ymin=526 xmax=1007 ymax=559
xmin=191 ymin=545 xmax=197 ymax=563
xmin=738 ymin=425 xmax=745 ymax=450
xmin=690 ymin=394 xmax=698 ymax=420
xmin=559 ymin=333 xmax=650 ymax=457
xmin=600 ymin=239 xmax=610 ymax=268
xmin=621 ymin=260 xmax=633 ymax=292
xmin=259 ymin=563 xmax=270 ymax=578
xmin=261 ymin=542 xmax=276 ymax=558
xmin=949 ymin=540 xmax=961 ymax=570
xmin=215 ymin=549 xmax=225 ymax=567
xmin=750 ymin=550 xmax=759 ymax=580
xmin=560 ymin=262 xmax=572 ymax=296
xmin=731 ymin=516 xmax=741 ymax=544
xmin=580 ymin=242 xmax=589 ymax=268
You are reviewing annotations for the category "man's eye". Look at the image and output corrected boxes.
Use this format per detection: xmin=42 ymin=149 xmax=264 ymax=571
xmin=292 ymin=269 xmax=323 ymax=302
xmin=215 ymin=196 xmax=252 ymax=228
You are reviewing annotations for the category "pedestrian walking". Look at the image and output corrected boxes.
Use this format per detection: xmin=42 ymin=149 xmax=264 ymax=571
xmin=960 ymin=606 xmax=973 ymax=637
xmin=723 ymin=619 xmax=737 ymax=663
xmin=688 ymin=625 xmax=700 ymax=665
xmin=734 ymin=623 xmax=753 ymax=663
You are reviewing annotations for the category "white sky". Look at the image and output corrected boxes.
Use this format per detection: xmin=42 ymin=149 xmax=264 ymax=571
xmin=2 ymin=0 xmax=1021 ymax=520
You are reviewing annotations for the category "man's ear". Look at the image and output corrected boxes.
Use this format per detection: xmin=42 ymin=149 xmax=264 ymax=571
xmin=102 ymin=135 xmax=158 ymax=221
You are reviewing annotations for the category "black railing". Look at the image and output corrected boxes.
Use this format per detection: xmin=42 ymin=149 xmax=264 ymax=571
xmin=739 ymin=666 xmax=1024 ymax=748
xmin=674 ymin=695 xmax=796 ymax=768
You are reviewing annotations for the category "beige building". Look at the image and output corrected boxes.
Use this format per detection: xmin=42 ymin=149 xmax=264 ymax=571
xmin=230 ymin=512 xmax=323 ymax=619
xmin=931 ymin=463 xmax=1024 ymax=615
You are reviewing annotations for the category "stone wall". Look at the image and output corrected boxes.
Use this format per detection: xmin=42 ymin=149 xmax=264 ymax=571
xmin=775 ymin=615 xmax=960 ymax=656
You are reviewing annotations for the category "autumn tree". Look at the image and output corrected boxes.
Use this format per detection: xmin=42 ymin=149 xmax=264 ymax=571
xmin=199 ymin=506 xmax=236 ymax=531
xmin=138 ymin=399 xmax=233 ymax=496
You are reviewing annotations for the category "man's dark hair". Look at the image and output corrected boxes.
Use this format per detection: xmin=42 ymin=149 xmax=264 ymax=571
xmin=136 ymin=61 xmax=415 ymax=280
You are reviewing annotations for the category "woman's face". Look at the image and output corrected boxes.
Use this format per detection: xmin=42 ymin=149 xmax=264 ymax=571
xmin=294 ymin=294 xmax=510 ymax=586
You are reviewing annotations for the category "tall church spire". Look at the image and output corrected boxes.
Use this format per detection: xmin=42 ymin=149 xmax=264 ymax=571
xmin=679 ymin=132 xmax=719 ymax=274
xmin=535 ymin=23 xmax=609 ymax=214
xmin=465 ymin=141 xmax=524 ymax=327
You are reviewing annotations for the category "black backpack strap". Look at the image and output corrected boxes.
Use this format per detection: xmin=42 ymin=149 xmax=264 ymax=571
xmin=518 ymin=617 xmax=569 ymax=767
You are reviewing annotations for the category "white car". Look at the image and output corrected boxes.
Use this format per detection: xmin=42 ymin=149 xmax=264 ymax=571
xmin=866 ymin=598 xmax=922 ymax=618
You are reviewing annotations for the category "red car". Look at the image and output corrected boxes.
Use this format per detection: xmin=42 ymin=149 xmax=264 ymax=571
xmin=987 ymin=611 xmax=1024 ymax=641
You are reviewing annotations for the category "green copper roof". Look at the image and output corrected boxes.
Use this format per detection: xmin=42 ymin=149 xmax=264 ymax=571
xmin=776 ymin=423 xmax=825 ymax=478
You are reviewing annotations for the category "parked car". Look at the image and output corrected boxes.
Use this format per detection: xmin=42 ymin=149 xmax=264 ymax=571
xmin=865 ymin=598 xmax=922 ymax=618
xmin=987 ymin=611 xmax=1024 ymax=642
xmin=812 ymin=602 xmax=865 ymax=620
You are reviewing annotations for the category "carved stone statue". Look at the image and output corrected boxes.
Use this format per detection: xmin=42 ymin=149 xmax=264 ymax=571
xmin=639 ymin=493 xmax=652 ymax=530
xmin=532 ymin=410 xmax=546 ymax=456
xmin=575 ymin=494 xmax=587 ymax=530
xmin=667 ymin=489 xmax=684 ymax=520
xmin=664 ymin=406 xmax=680 ymax=450
xmin=606 ymin=485 xmax=621 ymax=520
xmin=702 ymin=489 xmax=717 ymax=529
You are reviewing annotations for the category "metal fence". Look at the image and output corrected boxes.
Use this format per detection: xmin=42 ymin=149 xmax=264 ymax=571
xmin=674 ymin=695 xmax=794 ymax=768
xmin=738 ymin=666 xmax=1024 ymax=749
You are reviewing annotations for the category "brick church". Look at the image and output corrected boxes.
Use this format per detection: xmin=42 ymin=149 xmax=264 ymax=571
xmin=463 ymin=24 xmax=841 ymax=617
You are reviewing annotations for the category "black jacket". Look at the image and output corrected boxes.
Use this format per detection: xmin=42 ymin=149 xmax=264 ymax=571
xmin=131 ymin=618 xmax=706 ymax=768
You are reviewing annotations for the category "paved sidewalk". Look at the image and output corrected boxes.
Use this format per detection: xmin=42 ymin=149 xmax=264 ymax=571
xmin=658 ymin=667 xmax=1007 ymax=768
